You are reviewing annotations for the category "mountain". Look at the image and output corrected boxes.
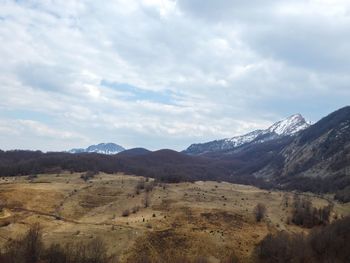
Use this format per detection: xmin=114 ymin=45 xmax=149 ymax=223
xmin=69 ymin=143 xmax=125 ymax=155
xmin=0 ymin=107 xmax=349 ymax=201
xmin=278 ymin=106 xmax=350 ymax=180
xmin=216 ymin=106 xmax=350 ymax=194
xmin=184 ymin=114 xmax=310 ymax=155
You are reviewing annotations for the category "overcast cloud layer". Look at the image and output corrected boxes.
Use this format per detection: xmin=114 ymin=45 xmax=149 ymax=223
xmin=1 ymin=0 xmax=350 ymax=151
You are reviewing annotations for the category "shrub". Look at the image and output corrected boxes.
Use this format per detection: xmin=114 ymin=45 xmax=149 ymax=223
xmin=80 ymin=171 xmax=97 ymax=182
xmin=145 ymin=182 xmax=155 ymax=193
xmin=254 ymin=203 xmax=267 ymax=222
xmin=1 ymin=223 xmax=43 ymax=263
xmin=143 ymin=193 xmax=150 ymax=208
xmin=122 ymin=209 xmax=130 ymax=217
xmin=136 ymin=180 xmax=145 ymax=190
xmin=131 ymin=206 xmax=140 ymax=214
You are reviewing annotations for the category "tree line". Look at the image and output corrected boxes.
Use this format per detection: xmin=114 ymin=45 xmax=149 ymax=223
xmin=256 ymin=216 xmax=350 ymax=263
xmin=0 ymin=150 xmax=349 ymax=203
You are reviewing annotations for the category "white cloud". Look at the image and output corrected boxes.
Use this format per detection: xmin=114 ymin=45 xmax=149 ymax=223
xmin=0 ymin=0 xmax=349 ymax=151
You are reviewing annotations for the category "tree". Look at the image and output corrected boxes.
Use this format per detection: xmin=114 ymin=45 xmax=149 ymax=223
xmin=291 ymin=195 xmax=332 ymax=228
xmin=254 ymin=203 xmax=267 ymax=222
xmin=23 ymin=223 xmax=43 ymax=263
xmin=143 ymin=192 xmax=150 ymax=208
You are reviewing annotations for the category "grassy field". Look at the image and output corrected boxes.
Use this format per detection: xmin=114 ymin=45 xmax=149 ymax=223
xmin=0 ymin=173 xmax=349 ymax=262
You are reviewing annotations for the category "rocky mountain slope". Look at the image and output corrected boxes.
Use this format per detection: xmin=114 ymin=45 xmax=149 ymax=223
xmin=184 ymin=114 xmax=310 ymax=155
xmin=218 ymin=106 xmax=350 ymax=194
xmin=277 ymin=106 xmax=350 ymax=183
xmin=69 ymin=143 xmax=125 ymax=155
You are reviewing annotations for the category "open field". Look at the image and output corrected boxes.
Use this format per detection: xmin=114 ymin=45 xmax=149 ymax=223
xmin=0 ymin=173 xmax=349 ymax=262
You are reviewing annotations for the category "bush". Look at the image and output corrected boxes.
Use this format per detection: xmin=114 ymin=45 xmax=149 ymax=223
xmin=131 ymin=206 xmax=140 ymax=214
xmin=122 ymin=209 xmax=130 ymax=217
xmin=254 ymin=203 xmax=267 ymax=222
xmin=0 ymin=223 xmax=43 ymax=263
xmin=145 ymin=182 xmax=155 ymax=193
xmin=80 ymin=171 xmax=97 ymax=182
xmin=136 ymin=180 xmax=145 ymax=190
xmin=143 ymin=193 xmax=150 ymax=208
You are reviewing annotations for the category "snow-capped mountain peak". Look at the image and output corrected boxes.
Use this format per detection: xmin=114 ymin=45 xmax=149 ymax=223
xmin=184 ymin=114 xmax=310 ymax=155
xmin=267 ymin=114 xmax=310 ymax=135
xmin=69 ymin=143 xmax=125 ymax=155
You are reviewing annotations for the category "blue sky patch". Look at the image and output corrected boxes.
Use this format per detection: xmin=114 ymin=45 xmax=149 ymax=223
xmin=101 ymin=80 xmax=178 ymax=105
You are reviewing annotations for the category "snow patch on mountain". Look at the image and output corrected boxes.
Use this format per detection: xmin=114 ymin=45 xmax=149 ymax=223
xmin=267 ymin=114 xmax=309 ymax=135
xmin=225 ymin=130 xmax=265 ymax=148
xmin=69 ymin=143 xmax=125 ymax=155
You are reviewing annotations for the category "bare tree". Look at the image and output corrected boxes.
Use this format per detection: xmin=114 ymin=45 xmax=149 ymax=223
xmin=143 ymin=192 xmax=150 ymax=208
xmin=23 ymin=223 xmax=43 ymax=263
xmin=254 ymin=203 xmax=267 ymax=222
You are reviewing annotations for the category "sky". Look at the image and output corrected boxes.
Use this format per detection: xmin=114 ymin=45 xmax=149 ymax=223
xmin=0 ymin=0 xmax=350 ymax=152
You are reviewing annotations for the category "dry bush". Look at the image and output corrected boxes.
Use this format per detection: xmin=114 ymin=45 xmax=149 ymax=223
xmin=80 ymin=171 xmax=97 ymax=182
xmin=136 ymin=180 xmax=145 ymax=191
xmin=0 ymin=223 xmax=43 ymax=263
xmin=254 ymin=203 xmax=267 ymax=222
xmin=132 ymin=206 xmax=140 ymax=214
xmin=143 ymin=193 xmax=150 ymax=208
xmin=122 ymin=209 xmax=130 ymax=217
xmin=145 ymin=182 xmax=155 ymax=193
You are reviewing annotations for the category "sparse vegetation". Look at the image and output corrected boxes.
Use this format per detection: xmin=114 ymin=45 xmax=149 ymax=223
xmin=0 ymin=173 xmax=349 ymax=263
xmin=291 ymin=195 xmax=332 ymax=228
xmin=80 ymin=171 xmax=97 ymax=182
xmin=0 ymin=224 xmax=109 ymax=263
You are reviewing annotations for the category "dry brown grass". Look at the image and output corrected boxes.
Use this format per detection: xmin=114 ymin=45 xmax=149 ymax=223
xmin=0 ymin=173 xmax=349 ymax=262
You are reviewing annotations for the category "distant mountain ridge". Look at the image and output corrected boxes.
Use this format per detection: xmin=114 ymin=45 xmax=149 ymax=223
xmin=0 ymin=106 xmax=349 ymax=201
xmin=69 ymin=143 xmax=125 ymax=155
xmin=184 ymin=114 xmax=310 ymax=155
xmin=117 ymin=148 xmax=151 ymax=157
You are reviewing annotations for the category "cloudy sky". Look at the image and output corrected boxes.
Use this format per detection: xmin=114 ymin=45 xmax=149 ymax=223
xmin=0 ymin=0 xmax=349 ymax=151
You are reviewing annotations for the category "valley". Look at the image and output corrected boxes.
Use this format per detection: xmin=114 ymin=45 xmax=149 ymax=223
xmin=0 ymin=172 xmax=349 ymax=262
